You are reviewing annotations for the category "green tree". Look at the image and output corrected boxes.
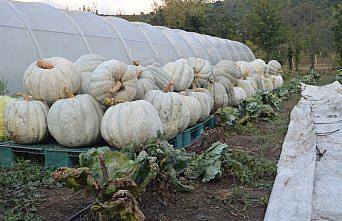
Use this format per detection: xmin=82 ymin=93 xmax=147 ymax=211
xmin=244 ymin=0 xmax=285 ymax=61
xmin=332 ymin=4 xmax=342 ymax=66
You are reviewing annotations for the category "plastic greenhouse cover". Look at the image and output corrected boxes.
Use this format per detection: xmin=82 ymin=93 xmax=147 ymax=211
xmin=265 ymin=81 xmax=342 ymax=221
xmin=0 ymin=0 xmax=255 ymax=93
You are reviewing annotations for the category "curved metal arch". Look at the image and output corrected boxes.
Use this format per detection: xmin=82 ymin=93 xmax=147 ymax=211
xmin=6 ymin=0 xmax=43 ymax=58
xmin=190 ymin=33 xmax=214 ymax=62
xmin=201 ymin=34 xmax=223 ymax=61
xmin=174 ymin=30 xmax=200 ymax=58
xmin=132 ymin=23 xmax=161 ymax=64
xmin=100 ymin=17 xmax=133 ymax=63
xmin=59 ymin=10 xmax=92 ymax=54
xmin=161 ymin=31 xmax=182 ymax=58
xmin=217 ymin=38 xmax=233 ymax=60
xmin=155 ymin=27 xmax=182 ymax=58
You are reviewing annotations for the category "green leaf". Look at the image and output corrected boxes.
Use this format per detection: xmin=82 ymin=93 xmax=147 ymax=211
xmin=185 ymin=142 xmax=228 ymax=183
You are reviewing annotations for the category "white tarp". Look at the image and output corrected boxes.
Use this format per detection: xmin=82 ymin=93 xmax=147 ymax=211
xmin=265 ymin=81 xmax=342 ymax=221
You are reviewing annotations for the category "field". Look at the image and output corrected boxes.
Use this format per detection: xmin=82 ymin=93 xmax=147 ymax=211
xmin=0 ymin=73 xmax=337 ymax=221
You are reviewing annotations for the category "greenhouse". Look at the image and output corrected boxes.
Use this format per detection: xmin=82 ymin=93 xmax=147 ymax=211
xmin=0 ymin=0 xmax=255 ymax=93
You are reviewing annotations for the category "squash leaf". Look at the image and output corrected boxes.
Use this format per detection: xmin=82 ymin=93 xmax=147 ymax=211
xmin=185 ymin=142 xmax=229 ymax=183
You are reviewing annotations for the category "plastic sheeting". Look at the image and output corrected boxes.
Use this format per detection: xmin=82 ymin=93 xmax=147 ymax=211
xmin=0 ymin=0 xmax=255 ymax=93
xmin=265 ymin=81 xmax=342 ymax=221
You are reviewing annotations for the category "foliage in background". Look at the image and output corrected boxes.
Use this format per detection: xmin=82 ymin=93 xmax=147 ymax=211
xmin=0 ymin=76 xmax=8 ymax=96
xmin=336 ymin=68 xmax=342 ymax=83
xmin=332 ymin=3 xmax=342 ymax=66
xmin=120 ymin=0 xmax=340 ymax=65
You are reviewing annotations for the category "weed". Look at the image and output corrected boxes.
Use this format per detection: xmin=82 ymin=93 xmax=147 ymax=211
xmin=0 ymin=160 xmax=54 ymax=221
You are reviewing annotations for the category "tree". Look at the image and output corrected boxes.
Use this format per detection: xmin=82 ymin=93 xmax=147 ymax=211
xmin=244 ymin=0 xmax=286 ymax=61
xmin=332 ymin=4 xmax=342 ymax=66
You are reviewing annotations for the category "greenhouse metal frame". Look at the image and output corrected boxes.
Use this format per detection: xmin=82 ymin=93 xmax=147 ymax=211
xmin=0 ymin=0 xmax=255 ymax=93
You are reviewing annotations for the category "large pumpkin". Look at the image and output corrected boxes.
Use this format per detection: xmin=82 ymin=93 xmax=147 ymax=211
xmin=23 ymin=57 xmax=81 ymax=104
xmin=0 ymin=96 xmax=15 ymax=139
xmin=270 ymin=75 xmax=284 ymax=89
xmin=163 ymin=59 xmax=194 ymax=91
xmin=246 ymin=74 xmax=265 ymax=92
xmin=144 ymin=65 xmax=174 ymax=92
xmin=250 ymin=59 xmax=269 ymax=76
xmin=188 ymin=88 xmax=213 ymax=121
xmin=264 ymin=77 xmax=274 ymax=91
xmin=268 ymin=60 xmax=282 ymax=75
xmin=143 ymin=82 xmax=190 ymax=139
xmin=47 ymin=89 xmax=104 ymax=147
xmin=213 ymin=60 xmax=242 ymax=85
xmin=75 ymin=54 xmax=107 ymax=94
xmin=179 ymin=91 xmax=202 ymax=127
xmin=187 ymin=57 xmax=213 ymax=88
xmin=130 ymin=65 xmax=156 ymax=100
xmin=236 ymin=79 xmax=256 ymax=97
xmin=4 ymin=95 xmax=49 ymax=144
xmin=101 ymin=100 xmax=164 ymax=148
xmin=206 ymin=76 xmax=234 ymax=109
xmin=232 ymin=87 xmax=247 ymax=106
xmin=236 ymin=61 xmax=255 ymax=78
xmin=90 ymin=60 xmax=137 ymax=106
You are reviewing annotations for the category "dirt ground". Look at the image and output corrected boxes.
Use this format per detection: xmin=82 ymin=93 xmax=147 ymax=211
xmin=36 ymin=74 xmax=336 ymax=221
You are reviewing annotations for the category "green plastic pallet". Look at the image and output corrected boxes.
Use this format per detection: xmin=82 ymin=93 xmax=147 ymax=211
xmin=0 ymin=115 xmax=216 ymax=168
xmin=0 ymin=142 xmax=108 ymax=168
xmin=170 ymin=115 xmax=216 ymax=148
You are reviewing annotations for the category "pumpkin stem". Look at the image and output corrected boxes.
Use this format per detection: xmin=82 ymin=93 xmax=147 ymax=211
xmin=15 ymin=93 xmax=30 ymax=101
xmin=137 ymin=70 xmax=143 ymax=79
xmin=163 ymin=81 xmax=174 ymax=93
xmin=103 ymin=97 xmax=125 ymax=106
xmin=37 ymin=60 xmax=54 ymax=69
xmin=109 ymin=81 xmax=123 ymax=94
xmin=64 ymin=87 xmax=75 ymax=98
xmin=179 ymin=91 xmax=189 ymax=96
xmin=133 ymin=60 xmax=140 ymax=66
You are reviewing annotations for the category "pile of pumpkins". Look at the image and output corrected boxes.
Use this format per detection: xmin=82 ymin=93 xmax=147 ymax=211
xmin=2 ymin=54 xmax=283 ymax=148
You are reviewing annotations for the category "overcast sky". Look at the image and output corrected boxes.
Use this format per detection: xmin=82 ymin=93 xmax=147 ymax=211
xmin=16 ymin=0 xmax=162 ymax=15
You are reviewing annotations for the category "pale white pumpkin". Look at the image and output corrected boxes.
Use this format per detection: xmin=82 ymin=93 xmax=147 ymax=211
xmin=0 ymin=96 xmax=15 ymax=139
xmin=236 ymin=61 xmax=255 ymax=78
xmin=129 ymin=65 xmax=156 ymax=100
xmin=23 ymin=57 xmax=81 ymax=104
xmin=101 ymin=100 xmax=163 ymax=148
xmin=236 ymin=79 xmax=256 ymax=97
xmin=187 ymin=57 xmax=213 ymax=88
xmin=268 ymin=60 xmax=282 ymax=75
xmin=250 ymin=59 xmax=269 ymax=76
xmin=90 ymin=60 xmax=137 ymax=106
xmin=270 ymin=75 xmax=284 ymax=89
xmin=246 ymin=74 xmax=265 ymax=92
xmin=145 ymin=65 xmax=174 ymax=91
xmin=213 ymin=60 xmax=242 ymax=85
xmin=179 ymin=92 xmax=201 ymax=127
xmin=47 ymin=92 xmax=104 ymax=147
xmin=143 ymin=82 xmax=190 ymax=139
xmin=4 ymin=95 xmax=49 ymax=144
xmin=264 ymin=77 xmax=274 ymax=91
xmin=188 ymin=88 xmax=213 ymax=121
xmin=163 ymin=59 xmax=194 ymax=91
xmin=75 ymin=54 xmax=107 ymax=94
xmin=232 ymin=87 xmax=247 ymax=106
xmin=206 ymin=76 xmax=234 ymax=109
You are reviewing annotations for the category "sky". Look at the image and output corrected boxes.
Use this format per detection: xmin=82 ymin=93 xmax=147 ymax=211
xmin=16 ymin=0 xmax=162 ymax=15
